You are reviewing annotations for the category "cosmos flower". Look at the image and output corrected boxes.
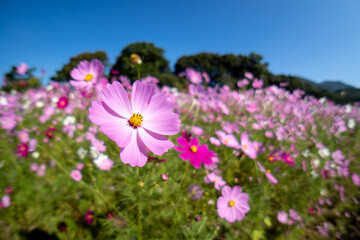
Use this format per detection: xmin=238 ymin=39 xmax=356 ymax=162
xmin=180 ymin=68 xmax=202 ymax=84
xmin=257 ymin=161 xmax=278 ymax=184
xmin=70 ymin=59 xmax=104 ymax=90
xmin=277 ymin=211 xmax=288 ymax=224
xmin=205 ymin=172 xmax=226 ymax=190
xmin=70 ymin=170 xmax=82 ymax=182
xmin=252 ymin=79 xmax=264 ymax=89
xmin=57 ymin=96 xmax=69 ymax=109
xmin=174 ymin=136 xmax=215 ymax=168
xmin=93 ymin=153 xmax=114 ymax=171
xmin=1 ymin=195 xmax=11 ymax=208
xmin=215 ymin=130 xmax=240 ymax=149
xmin=240 ymin=133 xmax=257 ymax=159
xmin=85 ymin=210 xmax=94 ymax=226
xmin=217 ymin=186 xmax=250 ymax=222
xmin=187 ymin=185 xmax=203 ymax=200
xmin=16 ymin=62 xmax=28 ymax=75
xmin=89 ymin=80 xmax=180 ymax=167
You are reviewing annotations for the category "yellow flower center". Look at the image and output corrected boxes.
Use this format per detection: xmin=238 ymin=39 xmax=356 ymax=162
xmin=228 ymin=200 xmax=235 ymax=207
xmin=243 ymin=144 xmax=247 ymax=149
xmin=190 ymin=146 xmax=198 ymax=153
xmin=129 ymin=113 xmax=143 ymax=128
xmin=84 ymin=74 xmax=93 ymax=81
xmin=225 ymin=139 xmax=229 ymax=144
xmin=269 ymin=156 xmax=274 ymax=161
xmin=266 ymin=169 xmax=271 ymax=173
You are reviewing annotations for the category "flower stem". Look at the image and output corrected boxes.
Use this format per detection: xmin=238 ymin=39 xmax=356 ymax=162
xmin=179 ymin=162 xmax=190 ymax=187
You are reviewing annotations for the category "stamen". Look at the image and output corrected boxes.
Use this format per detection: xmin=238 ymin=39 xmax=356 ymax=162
xmin=129 ymin=113 xmax=143 ymax=128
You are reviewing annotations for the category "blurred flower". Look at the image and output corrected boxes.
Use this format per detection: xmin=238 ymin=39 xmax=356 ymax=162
xmin=16 ymin=62 xmax=28 ymax=75
xmin=161 ymin=173 xmax=168 ymax=182
xmin=70 ymin=170 xmax=82 ymax=181
xmin=1 ymin=195 xmax=11 ymax=208
xmin=277 ymin=211 xmax=288 ymax=224
xmin=205 ymin=172 xmax=226 ymax=190
xmin=17 ymin=143 xmax=29 ymax=157
xmin=352 ymin=174 xmax=360 ymax=186
xmin=187 ymin=185 xmax=203 ymax=200
xmin=217 ymin=186 xmax=250 ymax=222
xmin=93 ymin=153 xmax=114 ymax=171
xmin=57 ymin=96 xmax=69 ymax=109
xmin=240 ymin=133 xmax=257 ymax=159
xmin=70 ymin=59 xmax=104 ymax=90
xmin=252 ymin=79 xmax=264 ymax=89
xmin=85 ymin=210 xmax=94 ymax=226
xmin=130 ymin=53 xmax=142 ymax=64
xmin=257 ymin=161 xmax=278 ymax=184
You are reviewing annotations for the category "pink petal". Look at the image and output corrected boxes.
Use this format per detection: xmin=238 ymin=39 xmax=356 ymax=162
xmin=221 ymin=186 xmax=232 ymax=200
xmin=99 ymin=120 xmax=133 ymax=148
xmin=142 ymin=92 xmax=174 ymax=116
xmin=217 ymin=197 xmax=228 ymax=212
xmin=224 ymin=207 xmax=236 ymax=222
xmin=131 ymin=81 xmax=155 ymax=113
xmin=142 ymin=112 xmax=180 ymax=135
xmin=120 ymin=131 xmax=147 ymax=167
xmin=230 ymin=186 xmax=243 ymax=199
xmin=89 ymin=101 xmax=122 ymax=126
xmin=266 ymin=173 xmax=278 ymax=184
xmin=256 ymin=161 xmax=266 ymax=173
xmin=138 ymin=127 xmax=174 ymax=155
xmin=179 ymin=152 xmax=191 ymax=161
xmin=70 ymin=69 xmax=86 ymax=81
xmin=70 ymin=80 xmax=89 ymax=89
xmin=100 ymin=81 xmax=132 ymax=119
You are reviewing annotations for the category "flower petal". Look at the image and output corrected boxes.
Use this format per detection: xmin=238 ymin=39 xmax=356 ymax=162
xmin=100 ymin=81 xmax=132 ymax=119
xmin=120 ymin=131 xmax=147 ymax=167
xmin=142 ymin=112 xmax=180 ymax=135
xmin=131 ymin=80 xmax=155 ymax=113
xmin=99 ymin=120 xmax=132 ymax=148
xmin=138 ymin=127 xmax=174 ymax=155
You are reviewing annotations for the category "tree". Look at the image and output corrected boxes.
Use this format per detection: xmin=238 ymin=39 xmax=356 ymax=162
xmin=110 ymin=42 xmax=170 ymax=81
xmin=51 ymin=51 xmax=108 ymax=82
xmin=2 ymin=65 xmax=40 ymax=92
xmin=174 ymin=52 xmax=271 ymax=88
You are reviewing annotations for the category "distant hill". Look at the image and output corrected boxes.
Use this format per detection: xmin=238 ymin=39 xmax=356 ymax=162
xmin=319 ymin=81 xmax=356 ymax=92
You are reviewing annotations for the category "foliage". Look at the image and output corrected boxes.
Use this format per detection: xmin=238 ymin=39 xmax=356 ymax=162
xmin=2 ymin=66 xmax=41 ymax=92
xmin=110 ymin=42 xmax=170 ymax=81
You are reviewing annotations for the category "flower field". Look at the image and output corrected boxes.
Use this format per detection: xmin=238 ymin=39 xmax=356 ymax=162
xmin=0 ymin=61 xmax=359 ymax=239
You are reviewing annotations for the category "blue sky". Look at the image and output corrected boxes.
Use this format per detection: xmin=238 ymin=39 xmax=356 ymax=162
xmin=0 ymin=0 xmax=359 ymax=87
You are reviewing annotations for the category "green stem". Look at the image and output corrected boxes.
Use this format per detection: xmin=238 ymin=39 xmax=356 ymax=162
xmin=179 ymin=162 xmax=190 ymax=187
xmin=137 ymin=67 xmax=141 ymax=80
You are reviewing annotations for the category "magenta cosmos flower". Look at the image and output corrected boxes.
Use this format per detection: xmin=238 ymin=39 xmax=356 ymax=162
xmin=70 ymin=59 xmax=104 ymax=90
xmin=89 ymin=81 xmax=180 ymax=167
xmin=217 ymin=186 xmax=250 ymax=222
xmin=174 ymin=136 xmax=215 ymax=168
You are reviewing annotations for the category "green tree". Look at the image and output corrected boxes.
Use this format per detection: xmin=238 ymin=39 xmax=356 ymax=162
xmin=2 ymin=66 xmax=40 ymax=92
xmin=110 ymin=42 xmax=170 ymax=81
xmin=51 ymin=51 xmax=108 ymax=82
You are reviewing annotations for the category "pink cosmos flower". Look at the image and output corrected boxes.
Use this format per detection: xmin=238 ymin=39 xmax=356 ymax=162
xmin=277 ymin=211 xmax=288 ymax=224
xmin=16 ymin=62 xmax=28 ymax=75
xmin=240 ymin=133 xmax=257 ymax=159
xmin=215 ymin=130 xmax=240 ymax=149
xmin=245 ymin=72 xmax=254 ymax=80
xmin=252 ymin=79 xmax=264 ymax=89
xmin=281 ymin=152 xmax=295 ymax=166
xmin=18 ymin=131 xmax=29 ymax=143
xmin=217 ymin=186 xmax=250 ymax=222
xmin=352 ymin=174 xmax=360 ymax=186
xmin=17 ymin=143 xmax=29 ymax=158
xmin=57 ymin=96 xmax=69 ymax=109
xmin=70 ymin=59 xmax=104 ymax=90
xmin=94 ymin=153 xmax=114 ymax=171
xmin=257 ymin=161 xmax=278 ymax=184
xmin=70 ymin=169 xmax=82 ymax=181
xmin=205 ymin=172 xmax=226 ymax=190
xmin=180 ymin=68 xmax=202 ymax=84
xmin=89 ymin=81 xmax=180 ymax=167
xmin=174 ymin=136 xmax=215 ymax=168
xmin=1 ymin=195 xmax=11 ymax=208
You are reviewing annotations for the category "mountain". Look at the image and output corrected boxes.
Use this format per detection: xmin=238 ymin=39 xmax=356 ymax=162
xmin=319 ymin=81 xmax=356 ymax=92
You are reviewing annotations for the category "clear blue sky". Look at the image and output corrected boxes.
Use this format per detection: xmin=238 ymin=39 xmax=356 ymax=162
xmin=1 ymin=0 xmax=359 ymax=87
